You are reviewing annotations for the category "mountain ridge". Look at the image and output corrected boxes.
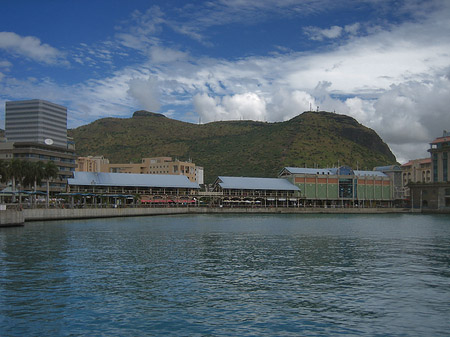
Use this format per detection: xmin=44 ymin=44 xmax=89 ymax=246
xmin=68 ymin=110 xmax=397 ymax=182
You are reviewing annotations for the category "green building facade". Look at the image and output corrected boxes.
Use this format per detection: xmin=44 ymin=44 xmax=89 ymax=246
xmin=280 ymin=166 xmax=393 ymax=207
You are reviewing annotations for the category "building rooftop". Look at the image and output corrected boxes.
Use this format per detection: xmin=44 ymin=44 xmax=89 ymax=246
xmin=401 ymin=158 xmax=431 ymax=167
xmin=68 ymin=171 xmax=200 ymax=189
xmin=353 ymin=170 xmax=387 ymax=177
xmin=282 ymin=167 xmax=387 ymax=177
xmin=283 ymin=167 xmax=333 ymax=175
xmin=373 ymin=165 xmax=401 ymax=172
xmin=430 ymin=136 xmax=450 ymax=145
xmin=216 ymin=176 xmax=300 ymax=191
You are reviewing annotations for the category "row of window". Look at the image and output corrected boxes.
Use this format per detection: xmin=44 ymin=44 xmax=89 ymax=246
xmin=432 ymin=153 xmax=449 ymax=182
xmin=15 ymin=153 xmax=75 ymax=164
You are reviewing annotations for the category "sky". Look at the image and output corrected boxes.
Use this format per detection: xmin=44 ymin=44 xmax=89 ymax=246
xmin=1 ymin=0 xmax=450 ymax=163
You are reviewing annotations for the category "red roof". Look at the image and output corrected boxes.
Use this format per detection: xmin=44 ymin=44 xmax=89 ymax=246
xmin=431 ymin=136 xmax=450 ymax=144
xmin=401 ymin=157 xmax=431 ymax=167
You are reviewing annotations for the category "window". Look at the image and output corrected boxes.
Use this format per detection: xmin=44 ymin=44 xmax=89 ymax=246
xmin=443 ymin=152 xmax=448 ymax=182
xmin=339 ymin=179 xmax=354 ymax=198
xmin=433 ymin=154 xmax=438 ymax=182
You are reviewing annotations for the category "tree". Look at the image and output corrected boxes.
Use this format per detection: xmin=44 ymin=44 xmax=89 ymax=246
xmin=24 ymin=161 xmax=46 ymax=206
xmin=10 ymin=158 xmax=24 ymax=203
xmin=0 ymin=159 xmax=11 ymax=185
xmin=44 ymin=161 xmax=59 ymax=208
xmin=0 ymin=160 xmax=11 ymax=204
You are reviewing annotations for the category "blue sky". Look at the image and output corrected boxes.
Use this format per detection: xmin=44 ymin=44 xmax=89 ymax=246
xmin=1 ymin=0 xmax=450 ymax=163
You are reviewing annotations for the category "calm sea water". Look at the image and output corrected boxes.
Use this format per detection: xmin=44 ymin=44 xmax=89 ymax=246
xmin=1 ymin=214 xmax=449 ymax=336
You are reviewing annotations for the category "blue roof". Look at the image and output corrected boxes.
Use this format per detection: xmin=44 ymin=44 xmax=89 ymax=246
xmin=68 ymin=172 xmax=200 ymax=189
xmin=373 ymin=165 xmax=401 ymax=171
xmin=282 ymin=167 xmax=388 ymax=178
xmin=353 ymin=170 xmax=388 ymax=177
xmin=216 ymin=176 xmax=300 ymax=191
xmin=283 ymin=167 xmax=333 ymax=175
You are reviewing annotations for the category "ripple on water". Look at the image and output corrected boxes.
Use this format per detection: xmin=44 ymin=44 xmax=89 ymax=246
xmin=1 ymin=214 xmax=450 ymax=336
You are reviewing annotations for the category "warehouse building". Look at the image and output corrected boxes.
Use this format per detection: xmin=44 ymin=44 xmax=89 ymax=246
xmin=66 ymin=171 xmax=200 ymax=207
xmin=279 ymin=166 xmax=394 ymax=207
xmin=211 ymin=176 xmax=301 ymax=207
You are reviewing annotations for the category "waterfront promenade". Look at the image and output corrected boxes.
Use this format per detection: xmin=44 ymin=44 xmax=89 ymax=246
xmin=1 ymin=206 xmax=411 ymax=226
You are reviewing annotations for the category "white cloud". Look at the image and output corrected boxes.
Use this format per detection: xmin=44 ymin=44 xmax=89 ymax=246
xmin=344 ymin=23 xmax=360 ymax=35
xmin=0 ymin=60 xmax=12 ymax=69
xmin=304 ymin=25 xmax=343 ymax=40
xmin=114 ymin=6 xmax=165 ymax=52
xmin=268 ymin=89 xmax=316 ymax=121
xmin=171 ymin=0 xmax=342 ymax=34
xmin=127 ymin=76 xmax=161 ymax=112
xmin=194 ymin=92 xmax=266 ymax=122
xmin=149 ymin=46 xmax=188 ymax=64
xmin=0 ymin=32 xmax=66 ymax=65
xmin=372 ymin=74 xmax=450 ymax=159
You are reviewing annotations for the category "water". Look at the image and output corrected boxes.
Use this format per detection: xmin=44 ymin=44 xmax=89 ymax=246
xmin=1 ymin=214 xmax=449 ymax=336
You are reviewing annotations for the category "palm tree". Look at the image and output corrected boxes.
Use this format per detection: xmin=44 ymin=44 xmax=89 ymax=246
xmin=25 ymin=161 xmax=46 ymax=206
xmin=44 ymin=161 xmax=59 ymax=208
xmin=10 ymin=158 xmax=23 ymax=203
xmin=0 ymin=160 xmax=11 ymax=203
xmin=18 ymin=161 xmax=35 ymax=205
xmin=0 ymin=159 xmax=10 ymax=185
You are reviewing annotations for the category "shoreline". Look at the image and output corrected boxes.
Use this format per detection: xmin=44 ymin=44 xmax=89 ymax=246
xmin=0 ymin=206 xmax=419 ymax=226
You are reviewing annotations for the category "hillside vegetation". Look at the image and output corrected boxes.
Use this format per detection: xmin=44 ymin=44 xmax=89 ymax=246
xmin=68 ymin=110 xmax=397 ymax=182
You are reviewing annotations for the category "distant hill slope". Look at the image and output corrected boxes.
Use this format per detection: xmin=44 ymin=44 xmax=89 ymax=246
xmin=68 ymin=110 xmax=397 ymax=182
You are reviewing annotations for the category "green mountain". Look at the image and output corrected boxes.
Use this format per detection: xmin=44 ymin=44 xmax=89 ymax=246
xmin=68 ymin=110 xmax=397 ymax=183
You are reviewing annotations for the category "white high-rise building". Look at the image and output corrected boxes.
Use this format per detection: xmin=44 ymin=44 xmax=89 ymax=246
xmin=5 ymin=99 xmax=68 ymax=148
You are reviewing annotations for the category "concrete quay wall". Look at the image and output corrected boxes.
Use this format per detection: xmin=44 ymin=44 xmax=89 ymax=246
xmin=17 ymin=206 xmax=410 ymax=223
xmin=22 ymin=207 xmax=191 ymax=222
xmin=0 ymin=210 xmax=25 ymax=227
xmin=201 ymin=207 xmax=409 ymax=214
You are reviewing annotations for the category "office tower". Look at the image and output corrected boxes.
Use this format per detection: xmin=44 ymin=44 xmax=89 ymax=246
xmin=5 ymin=99 xmax=67 ymax=148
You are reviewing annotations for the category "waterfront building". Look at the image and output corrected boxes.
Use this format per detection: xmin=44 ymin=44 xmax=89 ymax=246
xmin=100 ymin=157 xmax=203 ymax=183
xmin=5 ymin=99 xmax=68 ymax=148
xmin=1 ymin=99 xmax=76 ymax=193
xmin=279 ymin=166 xmax=394 ymax=207
xmin=195 ymin=166 xmax=204 ymax=185
xmin=429 ymin=130 xmax=450 ymax=183
xmin=67 ymin=171 xmax=200 ymax=206
xmin=0 ymin=142 xmax=76 ymax=192
xmin=211 ymin=176 xmax=301 ymax=207
xmin=401 ymin=158 xmax=432 ymax=184
xmin=409 ymin=131 xmax=450 ymax=210
xmin=400 ymin=158 xmax=432 ymax=199
xmin=374 ymin=165 xmax=403 ymax=200
xmin=76 ymin=155 xmax=110 ymax=172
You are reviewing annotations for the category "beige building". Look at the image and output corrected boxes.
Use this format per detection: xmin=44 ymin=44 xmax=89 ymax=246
xmin=408 ymin=131 xmax=450 ymax=211
xmin=0 ymin=141 xmax=76 ymax=192
xmin=401 ymin=158 xmax=432 ymax=184
xmin=401 ymin=158 xmax=431 ymax=199
xmin=76 ymin=155 xmax=110 ymax=172
xmin=78 ymin=156 xmax=204 ymax=184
